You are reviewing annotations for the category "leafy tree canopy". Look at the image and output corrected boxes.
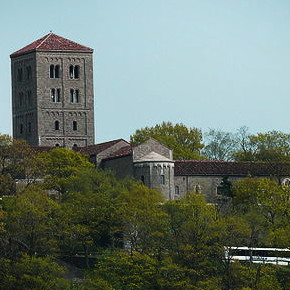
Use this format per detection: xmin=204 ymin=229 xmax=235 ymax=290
xmin=38 ymin=147 xmax=94 ymax=194
xmin=203 ymin=129 xmax=237 ymax=161
xmin=234 ymin=130 xmax=290 ymax=162
xmin=130 ymin=122 xmax=204 ymax=160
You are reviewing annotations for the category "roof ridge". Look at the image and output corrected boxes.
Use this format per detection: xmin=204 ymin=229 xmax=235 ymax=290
xmin=35 ymin=33 xmax=52 ymax=49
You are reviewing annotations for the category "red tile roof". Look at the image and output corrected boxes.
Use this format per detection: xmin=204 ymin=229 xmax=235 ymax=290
xmin=11 ymin=33 xmax=93 ymax=57
xmin=104 ymin=145 xmax=132 ymax=160
xmin=75 ymin=139 xmax=129 ymax=155
xmin=174 ymin=160 xmax=290 ymax=177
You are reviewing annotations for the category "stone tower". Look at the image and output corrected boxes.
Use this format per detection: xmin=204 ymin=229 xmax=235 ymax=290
xmin=10 ymin=33 xmax=95 ymax=147
xmin=133 ymin=139 xmax=175 ymax=199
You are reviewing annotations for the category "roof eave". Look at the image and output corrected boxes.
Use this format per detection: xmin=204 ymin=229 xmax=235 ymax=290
xmin=10 ymin=48 xmax=93 ymax=58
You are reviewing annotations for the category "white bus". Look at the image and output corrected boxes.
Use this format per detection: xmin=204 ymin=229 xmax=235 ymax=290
xmin=224 ymin=246 xmax=290 ymax=266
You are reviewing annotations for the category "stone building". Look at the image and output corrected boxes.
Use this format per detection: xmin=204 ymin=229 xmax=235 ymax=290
xmin=77 ymin=138 xmax=290 ymax=202
xmin=10 ymin=33 xmax=94 ymax=147
xmin=11 ymin=34 xmax=290 ymax=202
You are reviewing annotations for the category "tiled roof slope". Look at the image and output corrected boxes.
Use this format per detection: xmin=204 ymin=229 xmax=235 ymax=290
xmin=11 ymin=33 xmax=93 ymax=57
xmin=30 ymin=146 xmax=54 ymax=153
xmin=175 ymin=160 xmax=290 ymax=176
xmin=75 ymin=139 xmax=129 ymax=155
xmin=104 ymin=145 xmax=133 ymax=160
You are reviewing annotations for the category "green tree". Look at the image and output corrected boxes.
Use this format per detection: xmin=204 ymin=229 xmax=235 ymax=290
xmin=163 ymin=193 xmax=223 ymax=285
xmin=234 ymin=130 xmax=290 ymax=162
xmin=117 ymin=181 xmax=167 ymax=258
xmin=203 ymin=129 xmax=237 ymax=161
xmin=86 ymin=251 xmax=157 ymax=290
xmin=0 ymin=135 xmax=44 ymax=192
xmin=233 ymin=177 xmax=290 ymax=247
xmin=58 ymin=168 xmax=122 ymax=268
xmin=4 ymin=186 xmax=61 ymax=256
xmin=0 ymin=255 xmax=69 ymax=290
xmin=39 ymin=147 xmax=94 ymax=194
xmin=130 ymin=122 xmax=204 ymax=160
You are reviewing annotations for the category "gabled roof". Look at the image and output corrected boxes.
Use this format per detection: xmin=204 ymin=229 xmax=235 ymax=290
xmin=11 ymin=33 xmax=93 ymax=57
xmin=174 ymin=160 xmax=290 ymax=177
xmin=75 ymin=139 xmax=129 ymax=155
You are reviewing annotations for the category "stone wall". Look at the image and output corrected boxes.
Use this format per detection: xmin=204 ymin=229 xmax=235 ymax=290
xmin=102 ymin=155 xmax=134 ymax=179
xmin=11 ymin=52 xmax=38 ymax=145
xmin=174 ymin=175 xmax=245 ymax=201
xmin=134 ymin=161 xmax=175 ymax=199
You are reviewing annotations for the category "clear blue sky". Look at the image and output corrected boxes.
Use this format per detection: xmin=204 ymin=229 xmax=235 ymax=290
xmin=1 ymin=0 xmax=290 ymax=142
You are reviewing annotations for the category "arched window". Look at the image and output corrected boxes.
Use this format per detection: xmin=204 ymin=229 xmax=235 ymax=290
xmin=70 ymin=89 xmax=79 ymax=103
xmin=73 ymin=121 xmax=77 ymax=131
xmin=19 ymin=92 xmax=24 ymax=107
xmin=55 ymin=120 xmax=59 ymax=130
xmin=51 ymin=88 xmax=61 ymax=102
xmin=50 ymin=65 xmax=54 ymax=78
xmin=69 ymin=65 xmax=80 ymax=79
xmin=50 ymin=65 xmax=60 ymax=78
xmin=17 ymin=68 xmax=23 ymax=82
xmin=55 ymin=65 xmax=60 ymax=78
xmin=27 ymin=90 xmax=32 ymax=105
xmin=74 ymin=66 xmax=80 ymax=79
xmin=141 ymin=176 xmax=145 ymax=184
xmin=26 ymin=66 xmax=32 ymax=80
xmin=51 ymin=88 xmax=56 ymax=102
xmin=160 ymin=175 xmax=165 ymax=185
xmin=175 ymin=186 xmax=180 ymax=195
xmin=69 ymin=65 xmax=74 ymax=79
xmin=55 ymin=143 xmax=60 ymax=147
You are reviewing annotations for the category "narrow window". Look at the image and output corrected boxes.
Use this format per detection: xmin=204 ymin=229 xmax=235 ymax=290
xmin=26 ymin=66 xmax=32 ymax=80
xmin=69 ymin=65 xmax=74 ymax=79
xmin=51 ymin=89 xmax=56 ymax=102
xmin=175 ymin=186 xmax=180 ymax=195
xmin=74 ymin=66 xmax=80 ymax=78
xmin=160 ymin=175 xmax=165 ymax=185
xmin=19 ymin=92 xmax=24 ymax=107
xmin=56 ymin=89 xmax=61 ymax=102
xmin=70 ymin=89 xmax=80 ymax=103
xmin=51 ymin=89 xmax=61 ymax=102
xmin=27 ymin=91 xmax=32 ymax=105
xmin=55 ymin=120 xmax=59 ymax=130
xmin=73 ymin=121 xmax=77 ymax=131
xmin=50 ymin=65 xmax=60 ymax=78
xmin=28 ymin=122 xmax=31 ymax=133
xmin=55 ymin=65 xmax=60 ymax=78
xmin=50 ymin=65 xmax=54 ymax=78
xmin=20 ymin=124 xmax=23 ymax=134
xmin=70 ymin=89 xmax=74 ymax=102
xmin=141 ymin=176 xmax=145 ymax=184
xmin=75 ymin=89 xmax=79 ymax=103
xmin=17 ymin=68 xmax=23 ymax=82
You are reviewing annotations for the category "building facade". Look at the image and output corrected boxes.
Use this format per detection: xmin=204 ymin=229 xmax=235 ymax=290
xmin=10 ymin=33 xmax=95 ymax=147
xmin=11 ymin=34 xmax=290 ymax=202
